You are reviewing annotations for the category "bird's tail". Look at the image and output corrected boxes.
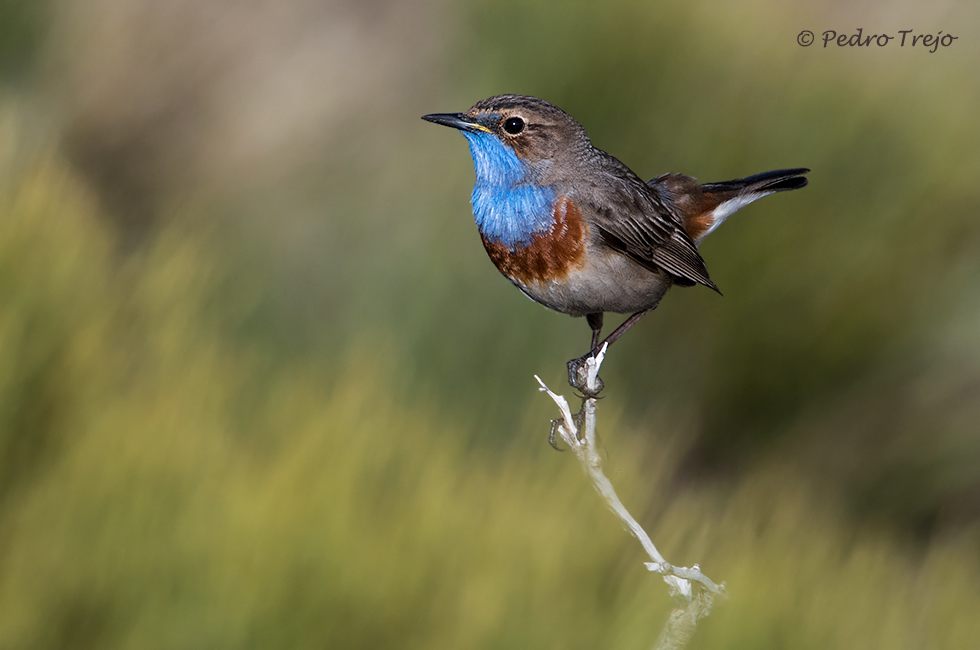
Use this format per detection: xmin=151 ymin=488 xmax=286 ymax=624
xmin=650 ymin=168 xmax=809 ymax=243
xmin=701 ymin=168 xmax=810 ymax=197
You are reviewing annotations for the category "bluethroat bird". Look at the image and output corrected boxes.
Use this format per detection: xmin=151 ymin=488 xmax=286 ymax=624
xmin=423 ymin=95 xmax=808 ymax=392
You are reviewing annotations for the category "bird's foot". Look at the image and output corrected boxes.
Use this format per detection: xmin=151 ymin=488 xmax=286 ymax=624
xmin=548 ymin=419 xmax=566 ymax=450
xmin=566 ymin=353 xmax=605 ymax=397
xmin=548 ymin=407 xmax=587 ymax=451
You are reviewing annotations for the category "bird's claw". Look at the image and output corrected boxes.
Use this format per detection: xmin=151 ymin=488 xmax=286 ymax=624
xmin=566 ymin=354 xmax=604 ymax=397
xmin=548 ymin=419 xmax=566 ymax=450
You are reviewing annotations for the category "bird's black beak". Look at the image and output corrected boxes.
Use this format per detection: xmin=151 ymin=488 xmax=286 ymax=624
xmin=421 ymin=112 xmax=488 ymax=134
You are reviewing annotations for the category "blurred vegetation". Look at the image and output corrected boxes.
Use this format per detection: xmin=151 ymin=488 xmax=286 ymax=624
xmin=1 ymin=0 xmax=979 ymax=647
xmin=0 ymin=0 xmax=48 ymax=83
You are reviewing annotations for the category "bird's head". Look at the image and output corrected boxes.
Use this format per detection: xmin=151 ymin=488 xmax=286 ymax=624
xmin=422 ymin=95 xmax=590 ymax=185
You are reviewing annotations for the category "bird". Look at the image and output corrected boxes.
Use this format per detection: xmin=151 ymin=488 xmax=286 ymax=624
xmin=422 ymin=94 xmax=808 ymax=392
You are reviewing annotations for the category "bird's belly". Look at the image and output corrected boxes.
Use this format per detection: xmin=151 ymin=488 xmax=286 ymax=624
xmin=514 ymin=245 xmax=673 ymax=316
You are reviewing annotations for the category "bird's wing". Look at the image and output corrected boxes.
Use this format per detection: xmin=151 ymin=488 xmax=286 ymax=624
xmin=583 ymin=156 xmax=718 ymax=291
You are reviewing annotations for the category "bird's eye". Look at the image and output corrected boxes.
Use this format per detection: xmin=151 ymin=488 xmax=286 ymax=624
xmin=503 ymin=116 xmax=525 ymax=135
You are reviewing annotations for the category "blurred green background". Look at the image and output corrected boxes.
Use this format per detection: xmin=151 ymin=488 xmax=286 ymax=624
xmin=2 ymin=0 xmax=979 ymax=647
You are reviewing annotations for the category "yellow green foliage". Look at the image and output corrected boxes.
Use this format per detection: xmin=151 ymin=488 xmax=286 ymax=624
xmin=0 ymin=153 xmax=977 ymax=649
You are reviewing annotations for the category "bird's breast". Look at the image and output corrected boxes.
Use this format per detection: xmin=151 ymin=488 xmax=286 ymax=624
xmin=482 ymin=195 xmax=674 ymax=317
xmin=481 ymin=195 xmax=588 ymax=286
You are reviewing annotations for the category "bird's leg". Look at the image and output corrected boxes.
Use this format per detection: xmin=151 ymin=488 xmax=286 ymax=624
xmin=567 ymin=311 xmax=605 ymax=395
xmin=596 ymin=307 xmax=655 ymax=350
xmin=587 ymin=312 xmax=604 ymax=351
xmin=566 ymin=308 xmax=656 ymax=394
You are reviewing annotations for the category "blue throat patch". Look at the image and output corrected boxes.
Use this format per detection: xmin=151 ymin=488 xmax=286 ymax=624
xmin=462 ymin=131 xmax=555 ymax=249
